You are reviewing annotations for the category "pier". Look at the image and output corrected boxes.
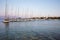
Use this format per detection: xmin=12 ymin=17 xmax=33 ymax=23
xmin=7 ymin=17 xmax=60 ymax=22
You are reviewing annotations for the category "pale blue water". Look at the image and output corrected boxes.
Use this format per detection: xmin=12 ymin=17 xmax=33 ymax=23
xmin=0 ymin=20 xmax=60 ymax=40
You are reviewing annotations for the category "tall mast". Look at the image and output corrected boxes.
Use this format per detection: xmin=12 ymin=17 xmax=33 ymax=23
xmin=18 ymin=8 xmax=19 ymax=18
xmin=5 ymin=0 xmax=8 ymax=18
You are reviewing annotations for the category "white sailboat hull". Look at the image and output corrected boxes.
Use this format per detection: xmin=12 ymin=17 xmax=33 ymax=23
xmin=3 ymin=21 xmax=9 ymax=23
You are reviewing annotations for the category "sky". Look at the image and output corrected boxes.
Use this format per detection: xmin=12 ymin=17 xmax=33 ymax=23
xmin=0 ymin=0 xmax=60 ymax=18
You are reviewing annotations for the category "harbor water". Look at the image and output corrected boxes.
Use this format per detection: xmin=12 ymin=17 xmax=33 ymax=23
xmin=0 ymin=20 xmax=60 ymax=40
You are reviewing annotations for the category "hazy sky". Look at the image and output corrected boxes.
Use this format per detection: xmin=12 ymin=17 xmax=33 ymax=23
xmin=0 ymin=0 xmax=60 ymax=18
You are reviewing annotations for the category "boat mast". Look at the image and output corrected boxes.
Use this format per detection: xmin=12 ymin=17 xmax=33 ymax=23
xmin=5 ymin=0 xmax=8 ymax=19
xmin=18 ymin=8 xmax=19 ymax=18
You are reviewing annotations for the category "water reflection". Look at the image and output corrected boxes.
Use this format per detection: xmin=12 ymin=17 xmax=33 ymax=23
xmin=4 ymin=23 xmax=9 ymax=40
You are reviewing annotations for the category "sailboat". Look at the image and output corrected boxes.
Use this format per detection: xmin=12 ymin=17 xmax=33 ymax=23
xmin=3 ymin=18 xmax=9 ymax=23
xmin=3 ymin=0 xmax=9 ymax=23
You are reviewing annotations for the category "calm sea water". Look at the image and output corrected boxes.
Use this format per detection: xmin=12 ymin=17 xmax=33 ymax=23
xmin=0 ymin=20 xmax=60 ymax=40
